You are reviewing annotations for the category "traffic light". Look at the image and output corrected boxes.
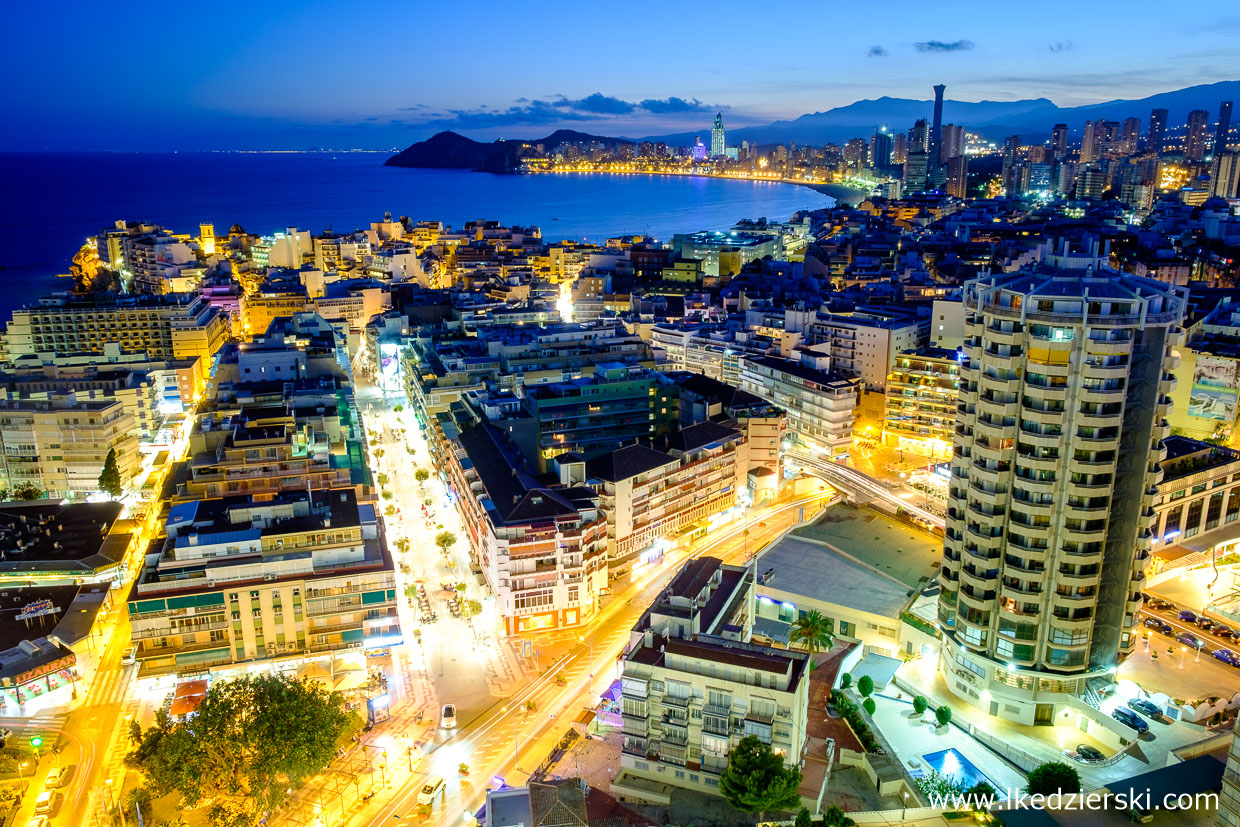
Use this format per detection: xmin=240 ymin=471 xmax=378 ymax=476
xmin=29 ymin=736 xmax=43 ymax=748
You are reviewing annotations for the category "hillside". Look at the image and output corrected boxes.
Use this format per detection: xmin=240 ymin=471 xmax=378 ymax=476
xmin=385 ymin=129 xmax=633 ymax=172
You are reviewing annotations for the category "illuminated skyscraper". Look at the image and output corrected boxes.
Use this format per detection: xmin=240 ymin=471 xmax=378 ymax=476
xmin=1051 ymin=124 xmax=1068 ymax=160
xmin=1214 ymin=101 xmax=1234 ymax=158
xmin=940 ymin=124 xmax=965 ymax=162
xmin=710 ymin=113 xmax=725 ymax=158
xmin=892 ymin=132 xmax=908 ymax=164
xmin=945 ymin=154 xmax=969 ymax=199
xmin=1121 ymin=117 xmax=1141 ymax=155
xmin=871 ymin=128 xmax=893 ymax=167
xmin=939 ymin=264 xmax=1184 ymax=724
xmin=1185 ymin=109 xmax=1210 ymax=162
xmin=1148 ymin=108 xmax=1168 ymax=155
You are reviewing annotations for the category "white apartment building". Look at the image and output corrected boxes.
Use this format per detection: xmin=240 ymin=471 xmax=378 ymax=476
xmin=434 ymin=416 xmax=607 ymax=636
xmin=615 ymin=557 xmax=811 ymax=800
xmin=574 ymin=420 xmax=748 ymax=575
xmin=4 ymin=293 xmax=228 ymax=362
xmin=739 ymin=356 xmax=859 ymax=453
xmin=805 ymin=311 xmax=926 ymax=390
xmin=940 ymin=267 xmax=1184 ymax=725
xmin=0 ymin=394 xmax=140 ymax=499
xmin=128 ymin=489 xmax=399 ymax=678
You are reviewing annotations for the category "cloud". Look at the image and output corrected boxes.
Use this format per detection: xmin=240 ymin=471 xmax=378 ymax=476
xmin=914 ymin=39 xmax=975 ymax=53
xmin=867 ymin=46 xmax=887 ymax=57
xmin=553 ymin=93 xmax=636 ymax=114
xmin=400 ymin=93 xmax=724 ymax=131
xmin=639 ymin=96 xmax=713 ymax=114
xmin=1047 ymin=40 xmax=1073 ymax=52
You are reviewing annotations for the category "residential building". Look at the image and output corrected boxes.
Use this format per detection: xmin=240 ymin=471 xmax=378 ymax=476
xmin=1186 ymin=109 xmax=1211 ymax=163
xmin=576 ymin=420 xmax=747 ymax=575
xmin=805 ymin=310 xmax=927 ymax=391
xmin=882 ymin=346 xmax=961 ymax=459
xmin=3 ymin=293 xmax=228 ymax=362
xmin=127 ymin=489 xmax=400 ymax=678
xmin=431 ymin=413 xmax=607 ymax=635
xmin=523 ymin=364 xmax=680 ymax=468
xmin=1149 ymin=437 xmax=1240 ymax=569
xmin=739 ymin=356 xmax=859 ymax=453
xmin=0 ymin=393 xmax=139 ymax=500
xmin=614 ymin=557 xmax=811 ymax=800
xmin=939 ymin=267 xmax=1184 ymax=725
xmin=710 ymin=114 xmax=725 ymax=158
xmin=670 ymin=232 xmax=780 ymax=278
xmin=1149 ymin=108 xmax=1168 ymax=155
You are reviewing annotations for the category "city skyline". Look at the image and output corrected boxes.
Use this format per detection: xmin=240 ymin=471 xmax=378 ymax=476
xmin=5 ymin=0 xmax=1240 ymax=151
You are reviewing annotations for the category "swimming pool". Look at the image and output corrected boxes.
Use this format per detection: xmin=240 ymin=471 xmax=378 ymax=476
xmin=920 ymin=748 xmax=1000 ymax=792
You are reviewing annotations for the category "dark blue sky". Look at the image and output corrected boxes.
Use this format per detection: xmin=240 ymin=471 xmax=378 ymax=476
xmin=4 ymin=0 xmax=1239 ymax=151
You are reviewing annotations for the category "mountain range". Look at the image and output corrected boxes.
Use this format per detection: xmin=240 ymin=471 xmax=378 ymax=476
xmin=642 ymin=80 xmax=1240 ymax=147
xmin=386 ymin=81 xmax=1240 ymax=170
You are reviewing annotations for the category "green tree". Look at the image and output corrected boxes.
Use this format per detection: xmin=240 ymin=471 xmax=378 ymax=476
xmin=13 ymin=483 xmax=44 ymax=501
xmin=1025 ymin=761 xmax=1081 ymax=796
xmin=840 ymin=673 xmax=852 ymax=690
xmin=912 ymin=695 xmax=928 ymax=715
xmin=393 ymin=404 xmax=404 ymax=413
xmin=435 ymin=531 xmax=457 ymax=553
xmin=819 ymin=804 xmax=855 ymax=826
xmin=376 ymin=472 xmax=390 ymax=487
xmin=794 ymin=806 xmax=813 ymax=827
xmin=415 ymin=468 xmax=430 ymax=484
xmin=857 ymin=675 xmax=874 ymax=698
xmin=125 ymin=673 xmax=355 ymax=827
xmin=862 ymin=697 xmax=876 ymax=716
xmin=934 ymin=706 xmax=952 ymax=728
xmin=717 ymin=735 xmax=803 ymax=821
xmin=789 ymin=609 xmax=834 ymax=668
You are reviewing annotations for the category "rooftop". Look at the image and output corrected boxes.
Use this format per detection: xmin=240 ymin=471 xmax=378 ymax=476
xmin=0 ymin=501 xmax=127 ymax=575
xmin=745 ymin=355 xmax=857 ymax=390
xmin=754 ymin=535 xmax=911 ymax=620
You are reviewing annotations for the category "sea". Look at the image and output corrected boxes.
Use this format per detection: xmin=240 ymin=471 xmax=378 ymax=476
xmin=0 ymin=152 xmax=848 ymax=319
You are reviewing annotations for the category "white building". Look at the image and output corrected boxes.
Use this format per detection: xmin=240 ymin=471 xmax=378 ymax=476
xmin=739 ymin=356 xmax=859 ymax=452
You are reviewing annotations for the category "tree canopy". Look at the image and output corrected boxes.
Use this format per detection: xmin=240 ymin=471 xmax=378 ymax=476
xmin=718 ymin=735 xmax=803 ymax=820
xmin=789 ymin=609 xmax=834 ymax=668
xmin=125 ymin=673 xmax=356 ymax=827
xmin=1025 ymin=761 xmax=1081 ymax=795
xmin=99 ymin=448 xmax=123 ymax=498
xmin=435 ymin=531 xmax=457 ymax=551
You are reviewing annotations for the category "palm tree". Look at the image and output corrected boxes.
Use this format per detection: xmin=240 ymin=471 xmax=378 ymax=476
xmin=789 ymin=610 xmax=834 ymax=669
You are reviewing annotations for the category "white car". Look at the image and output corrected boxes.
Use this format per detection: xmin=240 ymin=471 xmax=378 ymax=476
xmin=441 ymin=703 xmax=456 ymax=728
xmin=45 ymin=765 xmax=72 ymax=788
xmin=34 ymin=790 xmax=59 ymax=814
xmin=417 ymin=775 xmax=445 ymax=806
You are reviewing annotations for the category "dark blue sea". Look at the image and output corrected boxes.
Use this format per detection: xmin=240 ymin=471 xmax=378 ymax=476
xmin=0 ymin=152 xmax=844 ymax=318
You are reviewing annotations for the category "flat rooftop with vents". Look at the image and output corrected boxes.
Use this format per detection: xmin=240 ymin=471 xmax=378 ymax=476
xmin=0 ymin=501 xmax=129 ymax=584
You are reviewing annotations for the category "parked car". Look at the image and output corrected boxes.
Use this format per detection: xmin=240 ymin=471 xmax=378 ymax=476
xmin=417 ymin=775 xmax=446 ymax=806
xmin=1128 ymin=698 xmax=1164 ymax=720
xmin=1111 ymin=707 xmax=1150 ymax=733
xmin=44 ymin=764 xmax=73 ymax=788
xmin=1075 ymin=744 xmax=1105 ymax=762
xmin=1178 ymin=609 xmax=1198 ymax=622
xmin=33 ymin=791 xmax=60 ymax=814
xmin=25 ymin=817 xmax=49 ymax=827
xmin=1143 ymin=618 xmax=1173 ymax=634
xmin=1214 ymin=649 xmax=1240 ymax=667
xmin=1197 ymin=616 xmax=1219 ymax=630
xmin=1145 ymin=597 xmax=1173 ymax=611
xmin=1176 ymin=632 xmax=1205 ymax=649
xmin=441 ymin=703 xmax=457 ymax=729
xmin=1216 ymin=626 xmax=1237 ymax=640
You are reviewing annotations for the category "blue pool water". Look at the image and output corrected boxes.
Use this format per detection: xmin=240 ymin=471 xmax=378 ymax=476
xmin=920 ymin=748 xmax=999 ymax=791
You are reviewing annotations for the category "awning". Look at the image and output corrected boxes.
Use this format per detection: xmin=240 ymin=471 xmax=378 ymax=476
xmin=170 ymin=679 xmax=208 ymax=717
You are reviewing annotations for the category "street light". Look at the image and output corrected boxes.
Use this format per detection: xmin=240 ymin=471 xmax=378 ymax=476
xmin=1181 ymin=645 xmax=1187 ymax=668
xmin=17 ymin=761 xmax=28 ymax=779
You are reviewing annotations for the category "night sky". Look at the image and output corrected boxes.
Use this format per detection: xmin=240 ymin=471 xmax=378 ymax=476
xmin=5 ymin=0 xmax=1239 ymax=151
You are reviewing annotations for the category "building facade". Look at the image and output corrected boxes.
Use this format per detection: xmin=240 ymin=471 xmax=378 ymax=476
xmin=938 ymin=267 xmax=1184 ymax=724
xmin=882 ymin=346 xmax=962 ymax=459
xmin=739 ymin=356 xmax=859 ymax=453
xmin=128 ymin=489 xmax=399 ymax=678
